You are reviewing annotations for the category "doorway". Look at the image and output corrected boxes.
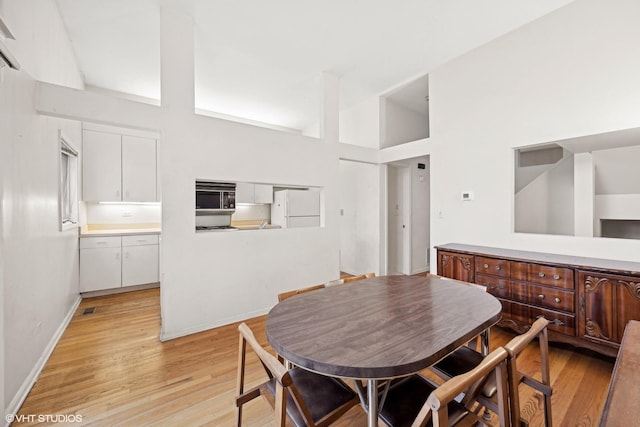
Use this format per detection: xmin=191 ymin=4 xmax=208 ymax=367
xmin=387 ymin=164 xmax=410 ymax=275
xmin=386 ymin=156 xmax=430 ymax=275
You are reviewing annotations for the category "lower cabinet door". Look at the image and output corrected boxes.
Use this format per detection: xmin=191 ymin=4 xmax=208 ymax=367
xmin=80 ymin=247 xmax=122 ymax=292
xmin=122 ymin=244 xmax=159 ymax=286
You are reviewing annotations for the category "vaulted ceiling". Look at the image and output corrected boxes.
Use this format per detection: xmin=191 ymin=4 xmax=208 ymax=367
xmin=55 ymin=0 xmax=575 ymax=131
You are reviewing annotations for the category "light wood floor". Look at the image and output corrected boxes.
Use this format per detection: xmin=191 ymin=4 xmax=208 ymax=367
xmin=15 ymin=288 xmax=614 ymax=426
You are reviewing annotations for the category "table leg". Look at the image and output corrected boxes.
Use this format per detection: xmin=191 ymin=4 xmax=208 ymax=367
xmin=367 ymin=379 xmax=378 ymax=427
xmin=481 ymin=328 xmax=490 ymax=356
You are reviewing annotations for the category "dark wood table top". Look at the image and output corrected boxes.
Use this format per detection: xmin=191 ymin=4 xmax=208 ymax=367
xmin=266 ymin=275 xmax=502 ymax=379
xmin=599 ymin=320 xmax=640 ymax=426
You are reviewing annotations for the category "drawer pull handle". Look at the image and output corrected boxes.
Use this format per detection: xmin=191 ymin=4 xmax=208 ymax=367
xmin=535 ymin=315 xmax=565 ymax=326
xmin=538 ymin=272 xmax=545 ymax=278
xmin=495 ymin=265 xmax=501 ymax=271
xmin=484 ymin=263 xmax=489 ymax=269
xmin=553 ymin=274 xmax=560 ymax=280
xmin=554 ymin=297 xmax=561 ymax=303
xmin=488 ymin=285 xmax=506 ymax=290
xmin=538 ymin=294 xmax=545 ymax=299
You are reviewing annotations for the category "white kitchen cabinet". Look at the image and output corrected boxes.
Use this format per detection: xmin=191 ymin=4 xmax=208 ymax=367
xmin=236 ymin=183 xmax=273 ymax=204
xmin=79 ymin=237 xmax=122 ymax=292
xmin=254 ymin=184 xmax=274 ymax=204
xmin=83 ymin=130 xmax=158 ymax=202
xmin=122 ymin=135 xmax=157 ymax=202
xmin=80 ymin=234 xmax=159 ymax=292
xmin=122 ymin=235 xmax=159 ymax=286
xmin=82 ymin=130 xmax=122 ymax=202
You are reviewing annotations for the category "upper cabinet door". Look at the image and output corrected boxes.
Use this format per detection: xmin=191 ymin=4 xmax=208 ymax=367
xmin=122 ymin=135 xmax=157 ymax=202
xmin=254 ymin=184 xmax=273 ymax=204
xmin=235 ymin=182 xmax=254 ymax=204
xmin=83 ymin=130 xmax=122 ymax=202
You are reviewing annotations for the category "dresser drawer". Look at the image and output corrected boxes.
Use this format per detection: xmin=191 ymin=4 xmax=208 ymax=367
xmin=475 ymin=257 xmax=510 ymax=278
xmin=476 ymin=274 xmax=510 ymax=299
xmin=529 ymin=265 xmax=574 ymax=289
xmin=512 ymin=262 xmax=574 ymax=289
xmin=511 ymin=282 xmax=574 ymax=313
xmin=509 ymin=302 xmax=575 ymax=336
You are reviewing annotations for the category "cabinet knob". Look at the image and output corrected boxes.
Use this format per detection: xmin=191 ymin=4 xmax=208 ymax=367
xmin=538 ymin=294 xmax=545 ymax=299
xmin=553 ymin=274 xmax=560 ymax=280
xmin=538 ymin=272 xmax=545 ymax=278
xmin=495 ymin=265 xmax=501 ymax=271
xmin=554 ymin=297 xmax=561 ymax=303
xmin=484 ymin=263 xmax=489 ymax=269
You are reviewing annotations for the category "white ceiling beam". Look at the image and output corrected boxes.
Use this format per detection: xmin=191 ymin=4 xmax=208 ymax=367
xmin=36 ymin=82 xmax=162 ymax=131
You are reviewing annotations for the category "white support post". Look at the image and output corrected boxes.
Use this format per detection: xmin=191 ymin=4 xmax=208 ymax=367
xmin=320 ymin=73 xmax=339 ymax=143
xmin=574 ymin=152 xmax=594 ymax=237
xmin=160 ymin=2 xmax=195 ymax=114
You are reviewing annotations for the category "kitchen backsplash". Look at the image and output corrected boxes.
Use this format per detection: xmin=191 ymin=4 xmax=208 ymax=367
xmin=232 ymin=204 xmax=270 ymax=222
xmin=86 ymin=203 xmax=162 ymax=224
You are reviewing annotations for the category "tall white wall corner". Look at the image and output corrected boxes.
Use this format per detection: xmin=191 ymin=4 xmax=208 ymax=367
xmin=320 ymin=72 xmax=339 ymax=143
xmin=574 ymin=152 xmax=594 ymax=237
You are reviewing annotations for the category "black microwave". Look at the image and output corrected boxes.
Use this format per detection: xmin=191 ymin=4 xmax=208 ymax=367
xmin=195 ymin=181 xmax=236 ymax=213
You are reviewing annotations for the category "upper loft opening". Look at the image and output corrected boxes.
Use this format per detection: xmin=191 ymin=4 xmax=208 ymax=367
xmin=381 ymin=74 xmax=430 ymax=148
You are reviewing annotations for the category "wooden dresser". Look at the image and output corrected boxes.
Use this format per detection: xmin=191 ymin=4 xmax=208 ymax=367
xmin=436 ymin=243 xmax=640 ymax=357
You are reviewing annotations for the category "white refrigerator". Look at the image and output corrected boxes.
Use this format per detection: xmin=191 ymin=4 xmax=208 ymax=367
xmin=271 ymin=189 xmax=321 ymax=228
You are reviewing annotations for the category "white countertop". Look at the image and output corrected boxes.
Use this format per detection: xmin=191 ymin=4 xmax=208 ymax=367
xmin=80 ymin=224 xmax=161 ymax=237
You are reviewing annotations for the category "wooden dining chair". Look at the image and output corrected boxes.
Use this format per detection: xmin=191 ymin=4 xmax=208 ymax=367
xmin=235 ymin=322 xmax=359 ymax=427
xmin=278 ymin=283 xmax=325 ymax=302
xmin=432 ymin=317 xmax=552 ymax=426
xmin=503 ymin=317 xmax=553 ymax=427
xmin=378 ymin=347 xmax=510 ymax=427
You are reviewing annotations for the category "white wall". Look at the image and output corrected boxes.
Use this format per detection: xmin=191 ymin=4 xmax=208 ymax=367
xmin=383 ymin=99 xmax=429 ymax=148
xmin=338 ymin=160 xmax=380 ymax=275
xmin=160 ymin=118 xmax=341 ymax=339
xmin=514 ymin=155 xmax=574 ymax=236
xmin=594 ymin=145 xmax=640 ymax=194
xmin=1 ymin=0 xmax=84 ymax=416
xmin=425 ymin=0 xmax=640 ymax=262
xmin=339 ymin=97 xmax=381 ymax=148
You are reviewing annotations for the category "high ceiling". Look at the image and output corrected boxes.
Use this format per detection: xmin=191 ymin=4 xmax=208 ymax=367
xmin=55 ymin=0 xmax=575 ymax=131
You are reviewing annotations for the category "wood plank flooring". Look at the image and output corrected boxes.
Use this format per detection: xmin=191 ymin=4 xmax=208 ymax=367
xmin=14 ymin=288 xmax=614 ymax=426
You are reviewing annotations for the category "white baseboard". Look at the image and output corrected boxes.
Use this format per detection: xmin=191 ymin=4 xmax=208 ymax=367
xmin=411 ymin=265 xmax=430 ymax=275
xmin=5 ymin=295 xmax=82 ymax=421
xmin=159 ymin=307 xmax=270 ymax=342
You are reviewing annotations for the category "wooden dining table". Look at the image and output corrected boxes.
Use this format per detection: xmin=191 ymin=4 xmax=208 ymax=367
xmin=266 ymin=274 xmax=503 ymax=427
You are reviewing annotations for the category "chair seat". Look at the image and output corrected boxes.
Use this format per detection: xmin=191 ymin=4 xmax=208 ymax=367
xmin=379 ymin=375 xmax=469 ymax=427
xmin=266 ymin=368 xmax=357 ymax=427
xmin=432 ymin=346 xmax=497 ymax=398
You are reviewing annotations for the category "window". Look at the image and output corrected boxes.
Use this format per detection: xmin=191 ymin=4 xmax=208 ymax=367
xmin=59 ymin=131 xmax=79 ymax=230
